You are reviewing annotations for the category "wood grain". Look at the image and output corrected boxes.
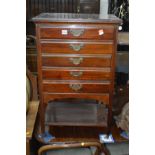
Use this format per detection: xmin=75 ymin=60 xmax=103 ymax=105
xmin=43 ymin=93 xmax=109 ymax=105
xmin=42 ymin=67 xmax=111 ymax=80
xmin=42 ymin=54 xmax=112 ymax=67
xmin=42 ymin=80 xmax=111 ymax=93
xmin=41 ymin=40 xmax=113 ymax=54
xmin=40 ymin=25 xmax=114 ymax=40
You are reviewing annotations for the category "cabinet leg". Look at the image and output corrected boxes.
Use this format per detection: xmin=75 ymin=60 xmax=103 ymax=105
xmin=107 ymin=105 xmax=112 ymax=131
xmin=39 ymin=103 xmax=46 ymax=133
xmin=26 ymin=139 xmax=30 ymax=155
xmin=101 ymin=143 xmax=110 ymax=155
xmin=107 ymin=93 xmax=113 ymax=135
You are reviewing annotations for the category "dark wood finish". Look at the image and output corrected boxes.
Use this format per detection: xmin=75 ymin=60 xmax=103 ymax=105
xmin=41 ymin=40 xmax=114 ymax=54
xmin=33 ymin=13 xmax=121 ymax=133
xmin=42 ymin=67 xmax=111 ymax=80
xmin=43 ymin=93 xmax=110 ymax=105
xmin=42 ymin=80 xmax=111 ymax=93
xmin=39 ymin=25 xmax=114 ymax=40
xmin=26 ymin=32 xmax=127 ymax=74
xmin=42 ymin=54 xmax=112 ymax=67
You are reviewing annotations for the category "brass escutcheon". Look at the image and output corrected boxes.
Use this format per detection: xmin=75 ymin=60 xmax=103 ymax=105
xmin=69 ymin=57 xmax=83 ymax=65
xmin=69 ymin=84 xmax=82 ymax=91
xmin=70 ymin=29 xmax=84 ymax=37
xmin=70 ymin=71 xmax=83 ymax=77
xmin=69 ymin=43 xmax=84 ymax=51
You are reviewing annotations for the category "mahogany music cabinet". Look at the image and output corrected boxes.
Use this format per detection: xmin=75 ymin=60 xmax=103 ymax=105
xmin=32 ymin=13 xmax=121 ymax=134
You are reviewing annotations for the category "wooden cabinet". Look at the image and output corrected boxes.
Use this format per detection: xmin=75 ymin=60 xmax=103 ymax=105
xmin=33 ymin=13 xmax=121 ymax=133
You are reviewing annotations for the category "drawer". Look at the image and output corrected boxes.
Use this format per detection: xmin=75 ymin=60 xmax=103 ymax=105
xmin=39 ymin=25 xmax=114 ymax=40
xmin=41 ymin=41 xmax=113 ymax=54
xmin=42 ymin=67 xmax=111 ymax=80
xmin=42 ymin=54 xmax=112 ymax=67
xmin=42 ymin=80 xmax=111 ymax=93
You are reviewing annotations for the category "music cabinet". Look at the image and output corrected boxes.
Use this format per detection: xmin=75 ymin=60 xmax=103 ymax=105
xmin=32 ymin=13 xmax=121 ymax=133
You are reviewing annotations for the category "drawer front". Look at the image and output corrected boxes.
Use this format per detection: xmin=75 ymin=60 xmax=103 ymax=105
xmin=43 ymin=93 xmax=110 ymax=105
xmin=42 ymin=55 xmax=112 ymax=67
xmin=42 ymin=68 xmax=111 ymax=80
xmin=40 ymin=25 xmax=114 ymax=40
xmin=41 ymin=41 xmax=113 ymax=54
xmin=42 ymin=81 xmax=111 ymax=93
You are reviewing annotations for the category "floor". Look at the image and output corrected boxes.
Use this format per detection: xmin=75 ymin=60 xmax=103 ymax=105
xmin=106 ymin=142 xmax=129 ymax=155
xmin=30 ymin=139 xmax=129 ymax=155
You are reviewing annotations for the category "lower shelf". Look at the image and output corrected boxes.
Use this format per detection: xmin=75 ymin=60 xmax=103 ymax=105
xmin=45 ymin=100 xmax=108 ymax=127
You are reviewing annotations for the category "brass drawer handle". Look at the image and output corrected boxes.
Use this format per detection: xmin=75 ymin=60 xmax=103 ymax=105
xmin=70 ymin=71 xmax=83 ymax=77
xmin=69 ymin=57 xmax=83 ymax=65
xmin=69 ymin=43 xmax=84 ymax=51
xmin=69 ymin=84 xmax=82 ymax=91
xmin=70 ymin=29 xmax=84 ymax=37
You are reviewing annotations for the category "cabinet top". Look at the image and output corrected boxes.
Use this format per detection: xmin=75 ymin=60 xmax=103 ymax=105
xmin=32 ymin=13 xmax=122 ymax=24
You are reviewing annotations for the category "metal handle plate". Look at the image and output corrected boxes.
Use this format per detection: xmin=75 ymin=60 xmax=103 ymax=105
xmin=69 ymin=57 xmax=83 ymax=65
xmin=69 ymin=84 xmax=82 ymax=91
xmin=70 ymin=29 xmax=84 ymax=37
xmin=69 ymin=43 xmax=84 ymax=51
xmin=70 ymin=71 xmax=83 ymax=77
